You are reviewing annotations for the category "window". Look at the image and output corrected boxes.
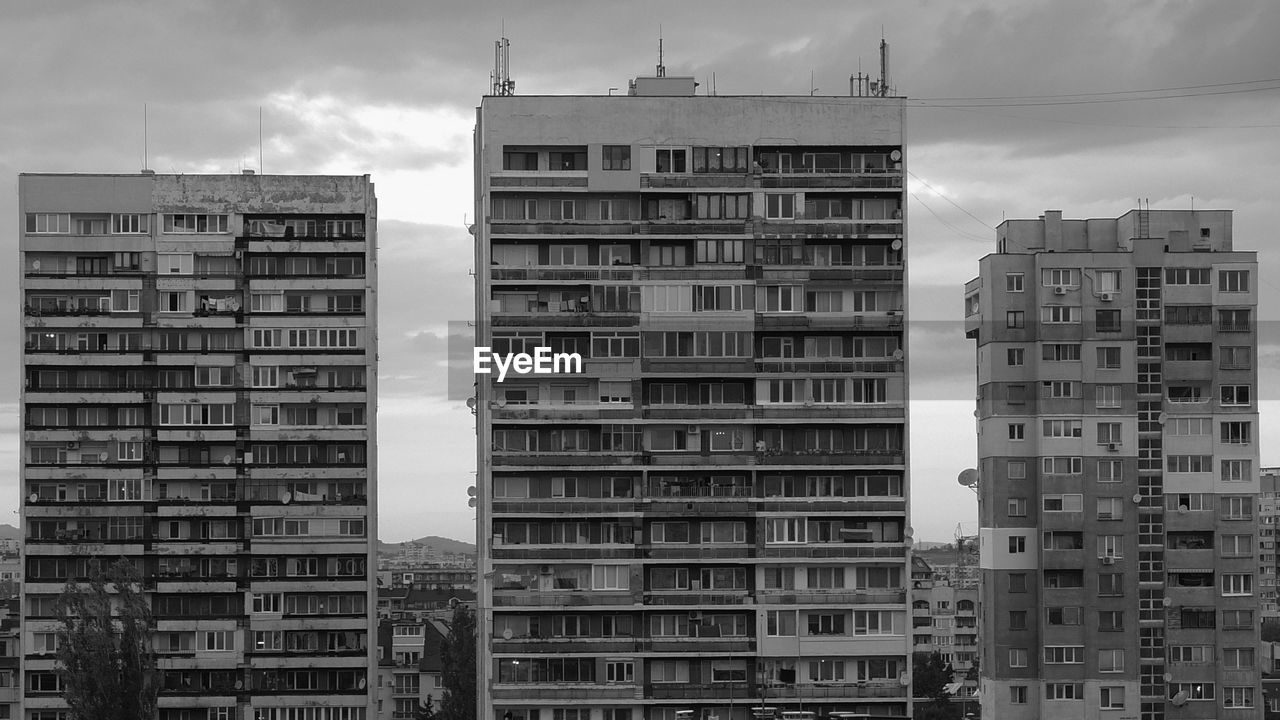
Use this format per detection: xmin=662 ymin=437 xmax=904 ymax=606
xmin=1008 ymin=648 xmax=1028 ymax=668
xmin=27 ymin=213 xmax=70 ymax=234
xmin=1046 ymin=683 xmax=1084 ymax=700
xmin=1096 ymin=269 xmax=1120 ymax=292
xmin=592 ymin=565 xmax=628 ymax=590
xmin=1167 ymin=455 xmax=1212 ymax=473
xmin=1221 ymin=534 xmax=1253 ymax=557
xmin=159 ymin=291 xmax=188 ymax=313
xmin=1223 ymin=648 xmax=1254 ymax=670
xmin=1097 ymin=535 xmax=1122 ymax=558
xmin=1165 ymin=267 xmax=1210 ymax=285
xmin=1222 ymin=608 xmax=1253 ymax=629
xmin=1223 ymin=496 xmax=1252 ymax=520
xmin=1097 ymin=649 xmax=1123 ymax=673
xmin=605 ymin=660 xmax=634 ymax=683
xmin=1042 ymin=419 xmax=1081 ymax=438
xmin=1008 ymin=498 xmax=1027 ymax=517
xmin=1005 ymin=273 xmax=1024 ymax=292
xmin=1220 ymin=346 xmax=1250 ymax=369
xmin=692 ymin=146 xmax=748 ymax=173
xmin=1097 ymin=498 xmax=1123 ymax=521
xmin=655 ymin=148 xmax=686 ymax=173
xmin=1042 ymin=456 xmax=1082 ymax=475
xmin=1043 ymin=380 xmax=1077 ymax=398
xmin=1010 ymin=686 xmax=1028 ymax=704
xmin=1224 ymin=687 xmax=1254 ymax=709
xmin=1095 ymin=309 xmax=1121 ymax=332
xmin=1096 ymin=422 xmax=1121 ymax=445
xmin=1221 ymin=384 xmax=1251 ymax=406
xmin=1008 ymin=423 xmax=1025 ymax=441
xmin=1042 ymin=268 xmax=1080 ymax=287
xmin=163 ymin=214 xmax=228 ymax=233
xmin=1006 ymin=311 xmax=1024 ymax=328
xmin=1097 ymin=611 xmax=1124 ymax=632
xmin=805 ymin=291 xmax=843 ymax=312
xmin=602 ymin=145 xmax=630 ymax=170
xmin=1007 ymin=348 xmax=1024 ymax=366
xmin=765 ymin=194 xmax=795 ymax=219
xmin=1008 ymin=573 xmax=1027 ymax=593
xmin=1008 ymin=461 xmax=1027 ymax=479
xmin=1098 ymin=573 xmax=1123 ymax=596
xmin=1047 ymin=606 xmax=1081 ymax=625
xmin=1044 ymin=646 xmax=1084 ymax=664
xmin=1100 ymin=686 xmax=1125 ymax=710
xmin=1043 ymin=494 xmax=1083 ymax=512
xmin=1009 ymin=610 xmax=1027 ymax=630
xmin=1095 ymin=385 xmax=1121 ymax=409
xmin=1221 ymin=573 xmax=1253 ymax=596
xmin=1008 ymin=535 xmax=1027 ymax=553
xmin=1042 ymin=343 xmax=1081 ymax=361
xmin=549 ymin=150 xmax=587 ymax=171
xmin=1219 ymin=269 xmax=1249 ymax=292
xmin=1041 ymin=306 xmax=1080 ymax=324
xmin=767 ymin=610 xmax=796 ymax=636
xmin=1096 ymin=347 xmax=1121 ymax=369
xmin=1218 ymin=308 xmax=1251 ymax=331
xmin=1220 ymin=422 xmax=1251 ymax=444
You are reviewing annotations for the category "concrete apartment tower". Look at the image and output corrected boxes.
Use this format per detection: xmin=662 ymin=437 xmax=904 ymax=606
xmin=964 ymin=209 xmax=1262 ymax=719
xmin=19 ymin=173 xmax=378 ymax=720
xmin=474 ymin=74 xmax=910 ymax=720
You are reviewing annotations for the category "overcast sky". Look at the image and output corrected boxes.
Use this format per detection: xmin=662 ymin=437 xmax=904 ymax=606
xmin=5 ymin=0 xmax=1280 ymax=543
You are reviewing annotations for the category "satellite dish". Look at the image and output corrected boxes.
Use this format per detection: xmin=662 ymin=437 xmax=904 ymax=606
xmin=234 ymin=680 xmax=244 ymax=690
xmin=892 ymin=349 xmax=904 ymax=360
xmin=1162 ymin=597 xmax=1173 ymax=607
xmin=1163 ymin=673 xmax=1173 ymax=682
xmin=1178 ymin=505 xmax=1189 ymax=514
xmin=222 ymin=454 xmax=232 ymax=465
xmin=890 ymin=239 xmax=903 ymax=251
xmin=31 ymin=260 xmax=41 ymax=271
xmin=467 ymin=497 xmax=477 ymax=508
xmin=99 ymin=452 xmax=109 ymax=462
xmin=1132 ymin=494 xmax=1142 ymax=504
xmin=502 ymin=628 xmax=513 ymax=640
xmin=281 ymin=492 xmax=292 ymax=505
xmin=889 ymin=150 xmax=902 ymax=162
xmin=957 ymin=469 xmax=979 ymax=488
xmin=898 ymin=672 xmax=910 ymax=686
xmin=467 ymin=486 xmax=477 ymax=497
xmin=28 ymin=493 xmax=39 ymax=504
xmin=358 ymin=678 xmax=367 ymax=690
xmin=465 ymin=397 xmax=477 ymax=409
xmin=496 ymin=398 xmax=508 ymax=408
xmin=1157 ymin=412 xmax=1167 ymax=425
xmin=1171 ymin=692 xmax=1187 ymax=706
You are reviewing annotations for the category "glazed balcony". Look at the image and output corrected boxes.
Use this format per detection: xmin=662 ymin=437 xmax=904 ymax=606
xmin=646 ymin=681 xmax=753 ymax=699
xmin=490 ymin=685 xmax=636 ymax=701
xmin=759 ymin=544 xmax=907 ymax=560
xmin=491 ymin=591 xmax=638 ymax=608
xmin=755 ymin=450 xmax=905 ymax=466
xmin=492 ymin=499 xmax=639 ymax=515
xmin=756 ymin=590 xmax=906 ymax=605
xmin=491 ymin=220 xmax=747 ymax=236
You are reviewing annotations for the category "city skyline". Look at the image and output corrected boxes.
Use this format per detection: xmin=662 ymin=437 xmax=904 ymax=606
xmin=3 ymin=1 xmax=1280 ymax=542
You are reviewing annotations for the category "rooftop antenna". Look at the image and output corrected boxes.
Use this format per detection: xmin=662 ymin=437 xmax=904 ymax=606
xmin=258 ymin=106 xmax=264 ymax=174
xmin=656 ymin=26 xmax=666 ymax=77
xmin=491 ymin=26 xmax=515 ymax=96
xmin=879 ymin=36 xmax=890 ymax=97
xmin=142 ymin=103 xmax=149 ymax=172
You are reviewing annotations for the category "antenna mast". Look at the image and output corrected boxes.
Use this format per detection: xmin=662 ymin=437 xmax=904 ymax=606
xmin=491 ymin=35 xmax=515 ymax=96
xmin=878 ymin=37 xmax=890 ymax=97
xmin=656 ymin=31 xmax=666 ymax=77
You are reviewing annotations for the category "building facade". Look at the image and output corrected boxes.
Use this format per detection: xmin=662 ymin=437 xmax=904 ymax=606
xmin=910 ymin=557 xmax=979 ymax=707
xmin=965 ymin=209 xmax=1262 ymax=719
xmin=474 ymin=79 xmax=911 ymax=720
xmin=19 ymin=173 xmax=379 ymax=720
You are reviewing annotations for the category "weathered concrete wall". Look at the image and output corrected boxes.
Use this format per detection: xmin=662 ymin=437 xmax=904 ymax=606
xmin=18 ymin=173 xmax=373 ymax=214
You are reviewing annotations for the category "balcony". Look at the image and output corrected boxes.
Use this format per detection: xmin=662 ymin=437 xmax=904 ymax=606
xmin=646 ymin=681 xmax=752 ymax=699
xmin=636 ymin=638 xmax=754 ymax=653
xmin=640 ymin=545 xmax=752 ymax=560
xmin=490 ymin=266 xmax=638 ymax=282
xmin=754 ymin=359 xmax=903 ymax=374
xmin=490 ymin=685 xmax=636 ymax=700
xmin=492 ymin=500 xmax=638 ymax=515
xmin=643 ymin=592 xmax=752 ymax=606
xmin=491 ymin=591 xmax=637 ymax=607
xmin=760 ymin=169 xmax=903 ymax=190
xmin=490 ymin=312 xmax=639 ymax=328
xmin=756 ymin=451 xmax=904 ymax=467
xmin=489 ymin=173 xmax=589 ymax=188
xmin=491 ymin=451 xmax=646 ymax=467
xmin=640 ymin=174 xmax=751 ymax=189
xmin=759 ymin=544 xmax=907 ymax=560
xmin=491 ymin=220 xmax=747 ymax=236
xmin=491 ymin=545 xmax=637 ymax=561
xmin=491 ymin=638 xmax=637 ymax=654
xmin=757 ymin=590 xmax=906 ymax=605
xmin=767 ymin=682 xmax=908 ymax=699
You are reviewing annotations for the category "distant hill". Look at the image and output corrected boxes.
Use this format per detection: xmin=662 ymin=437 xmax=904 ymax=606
xmin=379 ymin=535 xmax=475 ymax=556
xmin=0 ymin=525 xmax=18 ymax=541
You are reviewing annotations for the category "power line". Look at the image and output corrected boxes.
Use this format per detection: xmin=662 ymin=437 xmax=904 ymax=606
xmin=918 ymin=103 xmax=1280 ymax=130
xmin=913 ymin=77 xmax=1280 ymax=102
xmin=909 ymin=192 xmax=991 ymax=244
xmin=908 ymin=171 xmax=993 ymax=230
xmin=909 ymin=82 xmax=1280 ymax=108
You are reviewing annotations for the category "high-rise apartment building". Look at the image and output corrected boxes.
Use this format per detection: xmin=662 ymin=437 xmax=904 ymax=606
xmin=965 ymin=209 xmax=1262 ymax=719
xmin=474 ymin=77 xmax=910 ymax=720
xmin=19 ymin=173 xmax=378 ymax=720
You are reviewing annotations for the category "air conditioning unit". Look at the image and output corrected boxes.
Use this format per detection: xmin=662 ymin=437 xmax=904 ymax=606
xmin=689 ymin=611 xmax=703 ymax=620
xmin=686 ymin=425 xmax=700 ymax=435
xmin=1053 ymin=286 xmax=1068 ymax=295
xmin=539 ymin=565 xmax=552 ymax=575
xmin=1101 ymin=556 xmax=1116 ymax=565
xmin=1107 ymin=442 xmax=1121 ymax=452
xmin=64 ymin=442 xmax=79 ymax=450
xmin=1100 ymin=292 xmax=1114 ymax=302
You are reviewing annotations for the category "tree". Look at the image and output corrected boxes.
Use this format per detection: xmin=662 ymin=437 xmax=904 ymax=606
xmin=54 ymin=557 xmax=158 ymax=720
xmin=912 ymin=652 xmax=961 ymax=720
xmin=439 ymin=604 xmax=477 ymax=720
xmin=416 ymin=695 xmax=437 ymax=720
